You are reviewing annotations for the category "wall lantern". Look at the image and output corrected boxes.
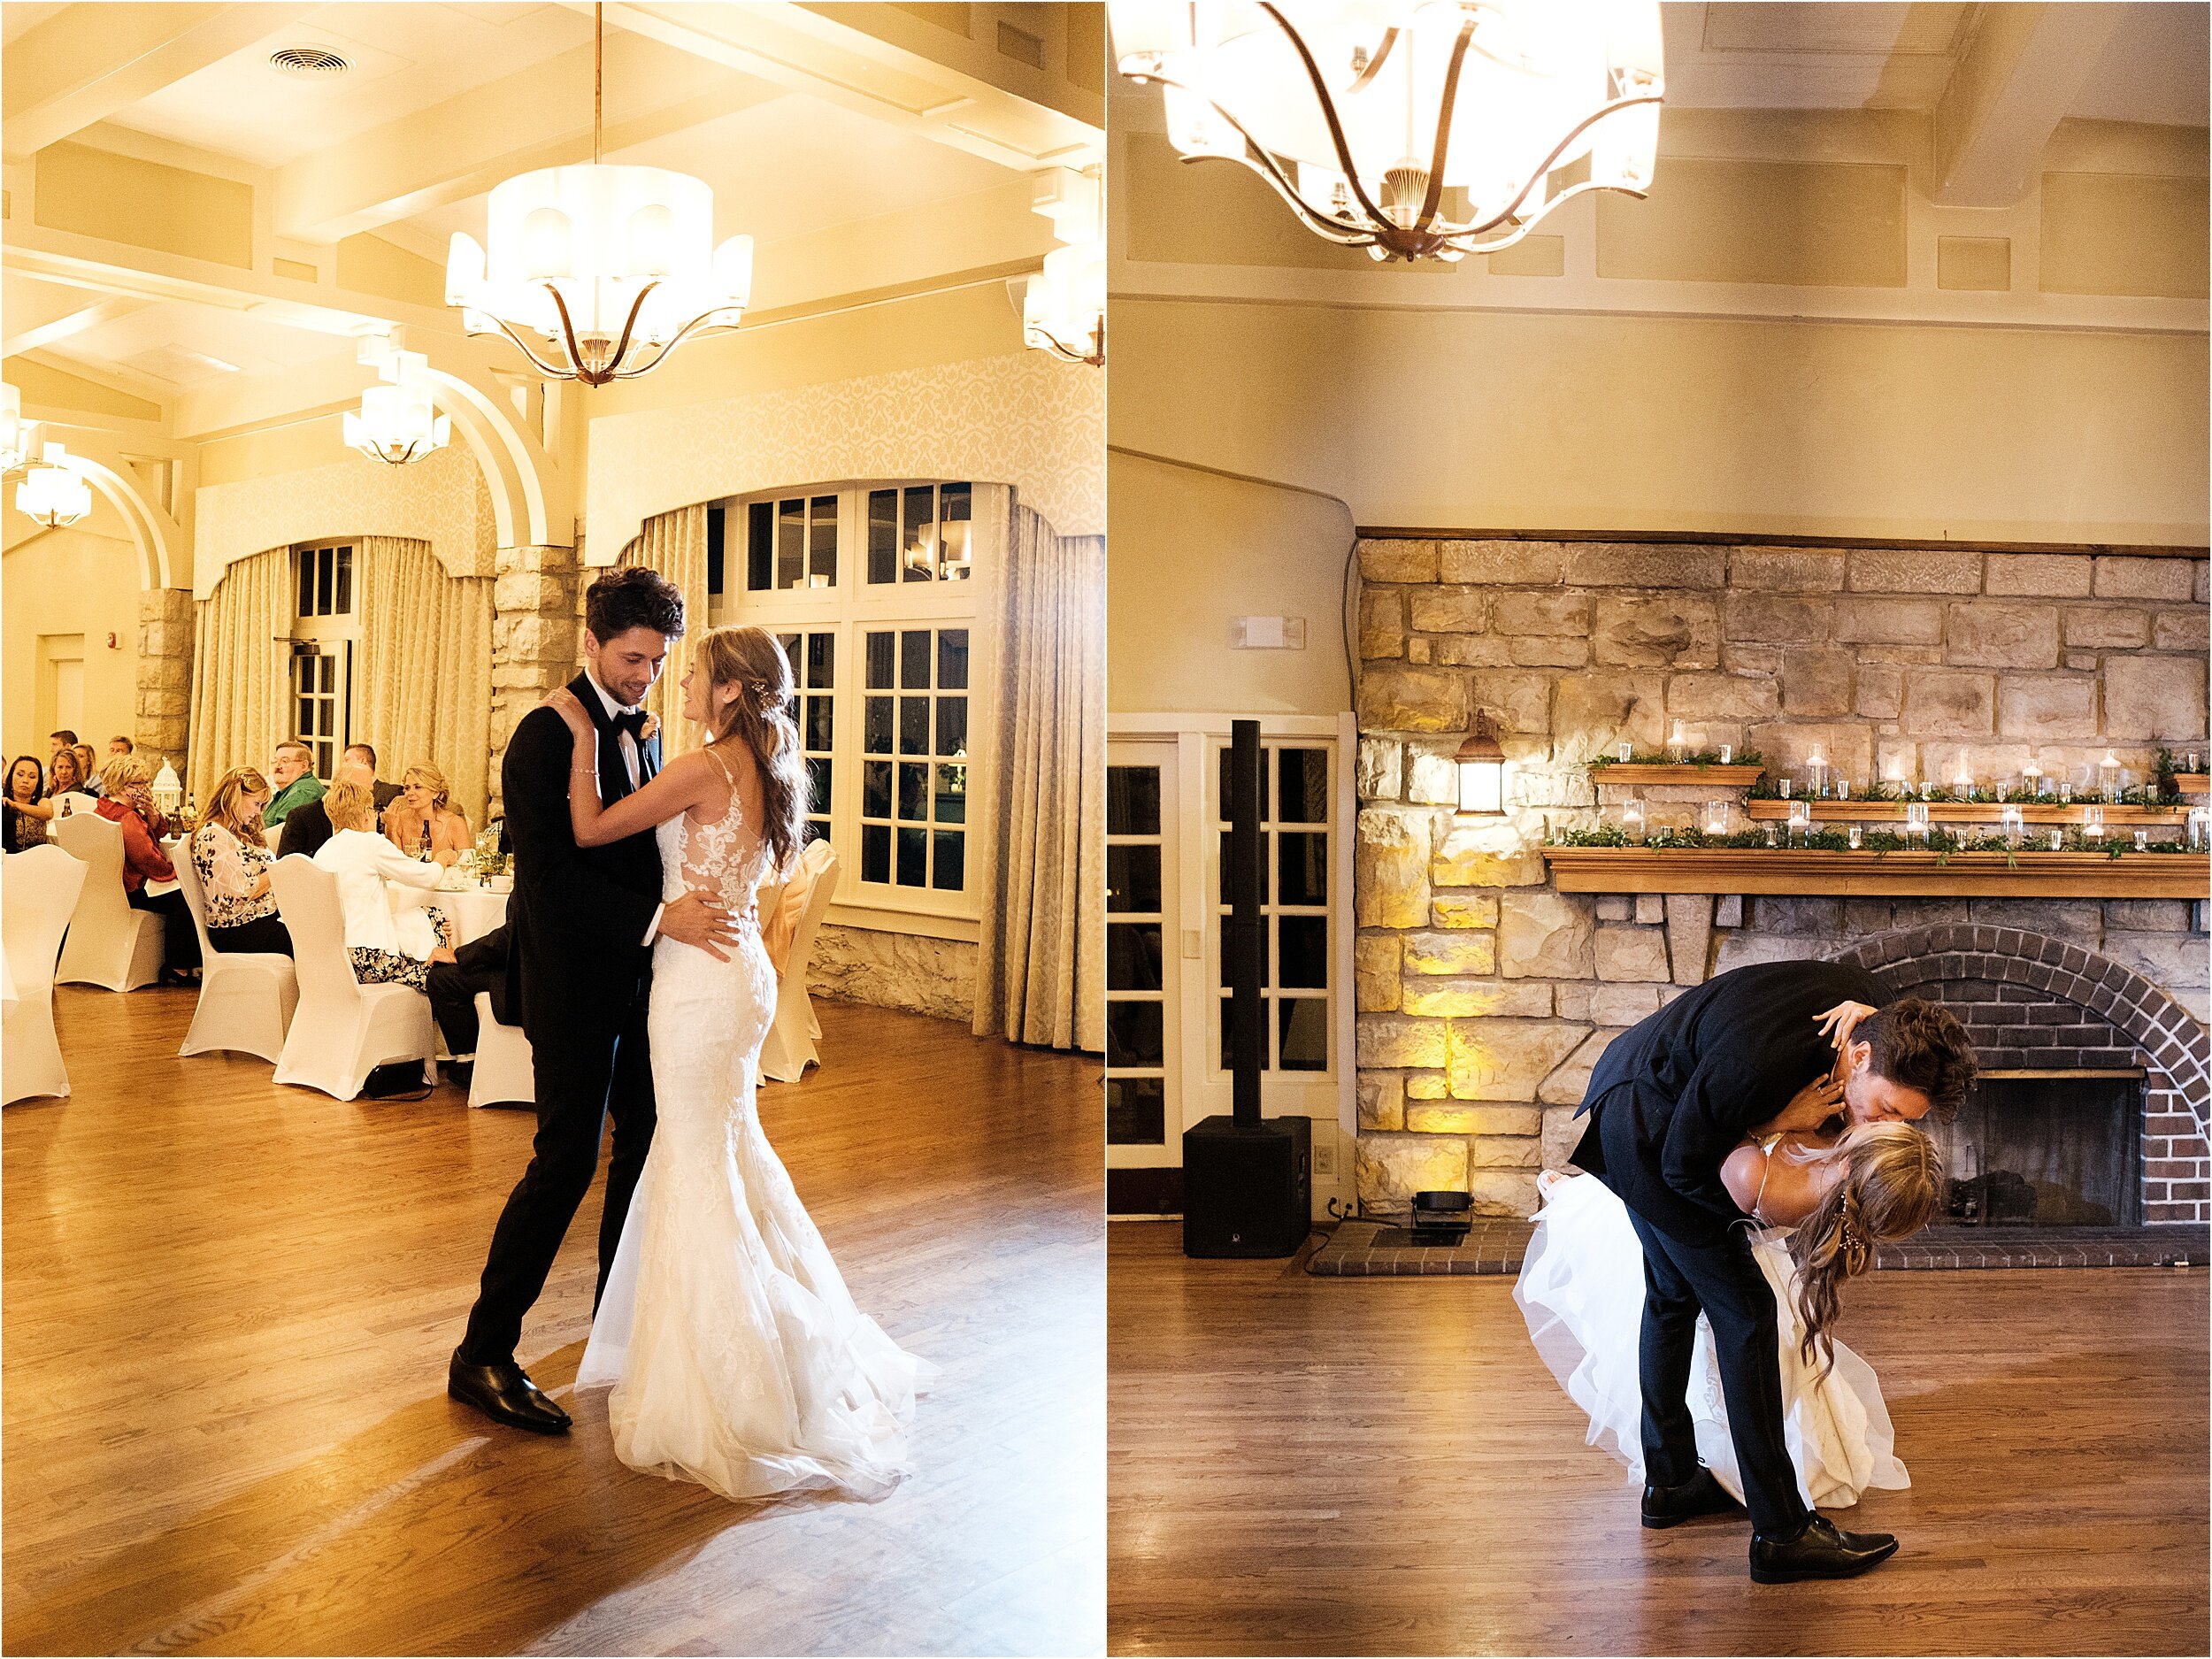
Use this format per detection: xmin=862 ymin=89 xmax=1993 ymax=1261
xmin=1454 ymin=717 xmax=1506 ymax=817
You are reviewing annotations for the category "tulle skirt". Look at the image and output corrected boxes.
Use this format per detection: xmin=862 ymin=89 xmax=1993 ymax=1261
xmin=1513 ymin=1172 xmax=1907 ymax=1510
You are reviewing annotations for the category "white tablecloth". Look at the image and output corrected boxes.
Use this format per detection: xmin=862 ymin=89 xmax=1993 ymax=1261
xmin=430 ymin=885 xmax=511 ymax=947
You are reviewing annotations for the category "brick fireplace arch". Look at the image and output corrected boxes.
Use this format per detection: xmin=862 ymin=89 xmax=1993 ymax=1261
xmin=1829 ymin=925 xmax=2211 ymax=1224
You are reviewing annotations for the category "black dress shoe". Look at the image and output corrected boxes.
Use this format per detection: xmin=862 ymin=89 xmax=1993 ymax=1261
xmin=1749 ymin=1514 xmax=1899 ymax=1583
xmin=447 ymin=1349 xmax=572 ymax=1434
xmin=1642 ymin=1467 xmax=1747 ymax=1529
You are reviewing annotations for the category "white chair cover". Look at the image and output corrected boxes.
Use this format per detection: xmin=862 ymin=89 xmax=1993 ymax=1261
xmin=54 ymin=813 xmax=164 ymax=991
xmin=173 ymin=850 xmax=298 ymax=1064
xmin=268 ymin=855 xmax=435 ymax=1102
xmin=4 ymin=845 xmax=88 ymax=1104
xmin=467 ymin=990 xmax=535 ymax=1110
xmin=758 ymin=840 xmax=840 ymax=1083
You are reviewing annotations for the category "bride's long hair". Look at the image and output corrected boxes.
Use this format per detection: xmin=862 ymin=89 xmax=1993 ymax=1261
xmin=1786 ymin=1122 xmax=1944 ymax=1374
xmin=696 ymin=626 xmax=810 ymax=873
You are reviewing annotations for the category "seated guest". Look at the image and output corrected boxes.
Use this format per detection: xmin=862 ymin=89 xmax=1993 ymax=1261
xmin=96 ymin=753 xmax=199 ymax=983
xmin=73 ymin=743 xmax=104 ymax=797
xmin=263 ymin=739 xmax=325 ymax=828
xmin=107 ymin=735 xmax=134 ymax=758
xmin=343 ymin=742 xmax=404 ymax=814
xmin=5 ymin=756 xmax=52 ymax=851
xmin=190 ymin=767 xmax=291 ymax=956
xmin=275 ymin=760 xmax=369 ymax=861
xmin=48 ymin=729 xmax=77 ymax=779
xmin=45 ymin=746 xmax=95 ymax=818
xmin=313 ymin=779 xmax=456 ymax=991
xmin=384 ymin=760 xmax=472 ymax=866
xmin=426 ymin=924 xmax=512 ymax=1077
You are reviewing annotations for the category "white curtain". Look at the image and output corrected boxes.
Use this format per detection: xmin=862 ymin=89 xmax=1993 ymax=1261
xmin=187 ymin=549 xmax=288 ymax=806
xmin=354 ymin=536 xmax=495 ymax=823
xmin=972 ymin=501 xmax=1106 ymax=1052
xmin=618 ymin=503 xmax=712 ymax=760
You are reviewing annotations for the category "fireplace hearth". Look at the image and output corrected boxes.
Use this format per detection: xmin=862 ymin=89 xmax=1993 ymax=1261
xmin=1934 ymin=1073 xmax=2141 ymax=1228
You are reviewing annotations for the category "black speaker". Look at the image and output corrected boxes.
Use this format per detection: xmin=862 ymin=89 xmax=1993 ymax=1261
xmin=1182 ymin=1113 xmax=1312 ymax=1257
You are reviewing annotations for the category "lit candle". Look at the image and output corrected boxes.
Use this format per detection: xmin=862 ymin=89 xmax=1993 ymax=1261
xmin=2099 ymin=751 xmax=2122 ymax=802
xmin=1717 ymin=743 xmax=1733 ymax=765
xmin=2001 ymin=804 xmax=2024 ymax=849
xmin=2134 ymin=829 xmax=2149 ymax=852
xmin=1787 ymin=800 xmax=1812 ymax=845
xmin=1621 ymin=799 xmax=1646 ymax=842
xmin=2048 ymin=828 xmax=2063 ymax=851
xmin=1807 ymin=747 xmax=1829 ymax=799
xmin=1667 ymin=720 xmax=1687 ymax=764
xmin=1953 ymin=758 xmax=1974 ymax=796
xmin=2058 ymin=776 xmax=2073 ymax=804
xmin=2190 ymin=807 xmax=2208 ymax=851
xmin=1617 ymin=739 xmax=1633 ymax=764
xmin=1702 ymin=799 xmax=1729 ymax=836
xmin=1778 ymin=777 xmax=1793 ymax=799
xmin=2084 ymin=805 xmax=2105 ymax=843
xmin=1847 ymin=825 xmax=1863 ymax=850
xmin=2023 ymin=757 xmax=2044 ymax=796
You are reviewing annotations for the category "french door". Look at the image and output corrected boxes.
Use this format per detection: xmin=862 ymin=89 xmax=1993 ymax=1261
xmin=1105 ymin=713 xmax=1356 ymax=1219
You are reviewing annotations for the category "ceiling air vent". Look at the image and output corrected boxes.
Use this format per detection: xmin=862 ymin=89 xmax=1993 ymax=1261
xmin=269 ymin=46 xmax=351 ymax=79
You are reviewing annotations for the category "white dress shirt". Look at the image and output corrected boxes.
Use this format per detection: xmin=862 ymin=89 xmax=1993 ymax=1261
xmin=313 ymin=828 xmax=442 ymax=959
xmin=580 ymin=668 xmax=664 ymax=945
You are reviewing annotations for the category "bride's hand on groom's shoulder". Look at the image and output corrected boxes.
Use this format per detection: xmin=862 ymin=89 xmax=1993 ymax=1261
xmin=541 ymin=687 xmax=593 ymax=739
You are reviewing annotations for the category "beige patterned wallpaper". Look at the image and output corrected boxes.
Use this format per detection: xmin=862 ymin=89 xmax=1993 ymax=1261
xmin=193 ymin=442 xmax=498 ymax=595
xmin=587 ymin=350 xmax=1106 ymax=558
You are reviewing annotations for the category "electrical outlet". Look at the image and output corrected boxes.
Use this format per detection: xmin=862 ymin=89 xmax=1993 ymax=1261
xmin=1313 ymin=1136 xmax=1336 ymax=1176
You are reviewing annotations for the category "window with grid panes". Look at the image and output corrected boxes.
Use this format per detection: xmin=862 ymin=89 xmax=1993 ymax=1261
xmin=288 ymin=542 xmax=357 ymax=773
xmin=296 ymin=542 xmax=353 ymax=618
xmin=1106 ymin=764 xmax=1169 ymax=1144
xmin=867 ymin=482 xmax=972 ymax=584
xmin=744 ymin=494 xmax=839 ymax=592
xmin=1216 ymin=743 xmax=1332 ymax=1072
xmin=288 ymin=645 xmax=350 ymax=778
xmin=778 ymin=630 xmax=835 ymax=846
xmin=859 ymin=626 xmax=968 ymax=893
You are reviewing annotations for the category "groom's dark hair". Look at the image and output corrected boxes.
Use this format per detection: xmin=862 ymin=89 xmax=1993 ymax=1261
xmin=1858 ymin=996 xmax=1977 ymax=1118
xmin=585 ymin=567 xmax=685 ymax=643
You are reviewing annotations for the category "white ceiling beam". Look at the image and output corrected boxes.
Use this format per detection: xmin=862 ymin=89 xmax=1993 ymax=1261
xmin=2 ymin=295 xmax=154 ymax=360
xmin=582 ymin=1 xmax=1102 ymax=173
xmin=271 ymin=31 xmax=775 ymax=244
xmin=2 ymin=2 xmax=319 ymax=163
xmin=18 ymin=346 xmax=175 ymax=410
xmin=1931 ymin=3 xmax=2126 ymax=207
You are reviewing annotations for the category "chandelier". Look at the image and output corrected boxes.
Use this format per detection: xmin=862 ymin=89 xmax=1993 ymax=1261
xmin=0 ymin=383 xmax=41 ymax=473
xmin=14 ymin=442 xmax=91 ymax=529
xmin=1024 ymin=169 xmax=1106 ymax=365
xmin=444 ymin=3 xmax=754 ymax=385
xmin=344 ymin=336 xmax=450 ymax=466
xmin=1108 ymin=0 xmax=1664 ymax=262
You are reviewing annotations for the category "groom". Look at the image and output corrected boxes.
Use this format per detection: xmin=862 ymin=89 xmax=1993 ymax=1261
xmin=1571 ymin=957 xmax=1975 ymax=1582
xmin=449 ymin=566 xmax=742 ymax=1433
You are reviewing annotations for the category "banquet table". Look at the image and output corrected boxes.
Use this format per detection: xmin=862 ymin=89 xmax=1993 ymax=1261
xmin=428 ymin=883 xmax=510 ymax=947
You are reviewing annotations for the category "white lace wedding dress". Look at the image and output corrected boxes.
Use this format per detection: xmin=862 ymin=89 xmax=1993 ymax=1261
xmin=576 ymin=755 xmax=930 ymax=1501
xmin=1514 ymin=1172 xmax=1908 ymax=1510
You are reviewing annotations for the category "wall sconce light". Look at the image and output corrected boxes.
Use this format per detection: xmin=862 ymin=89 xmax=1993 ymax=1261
xmin=1454 ymin=718 xmax=1506 ymax=818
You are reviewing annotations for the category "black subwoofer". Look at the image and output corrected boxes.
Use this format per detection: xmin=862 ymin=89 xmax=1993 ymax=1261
xmin=1183 ymin=1113 xmax=1311 ymax=1257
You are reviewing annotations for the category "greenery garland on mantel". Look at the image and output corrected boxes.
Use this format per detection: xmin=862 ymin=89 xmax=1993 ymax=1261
xmin=1548 ymin=824 xmax=2200 ymax=859
xmin=1586 ymin=749 xmax=1763 ymax=771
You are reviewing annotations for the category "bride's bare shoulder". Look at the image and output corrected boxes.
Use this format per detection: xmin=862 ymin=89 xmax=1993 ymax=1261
xmin=1721 ymin=1142 xmax=1767 ymax=1213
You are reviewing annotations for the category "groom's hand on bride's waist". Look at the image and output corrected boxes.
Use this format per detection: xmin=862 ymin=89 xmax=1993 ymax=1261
xmin=659 ymin=890 xmax=742 ymax=960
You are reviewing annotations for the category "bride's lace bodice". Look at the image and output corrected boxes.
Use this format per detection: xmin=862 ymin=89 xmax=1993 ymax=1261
xmin=655 ymin=747 xmax=774 ymax=915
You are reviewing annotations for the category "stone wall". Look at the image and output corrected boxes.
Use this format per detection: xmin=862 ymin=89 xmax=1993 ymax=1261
xmin=136 ymin=588 xmax=193 ymax=772
xmin=1352 ymin=537 xmax=2212 ymax=1218
xmin=808 ymin=926 xmax=976 ymax=1023
xmin=488 ymin=542 xmax=580 ymax=818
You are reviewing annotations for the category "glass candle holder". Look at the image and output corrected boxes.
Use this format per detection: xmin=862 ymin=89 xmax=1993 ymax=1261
xmin=1717 ymin=743 xmax=1733 ymax=765
xmin=1787 ymin=800 xmax=1812 ymax=845
xmin=1702 ymin=800 xmax=1729 ymax=836
xmin=1847 ymin=825 xmax=1863 ymax=850
xmin=2001 ymin=805 xmax=2024 ymax=849
xmin=1778 ymin=777 xmax=1793 ymax=800
xmin=1666 ymin=721 xmax=1687 ymax=764
xmin=2134 ymin=829 xmax=2150 ymax=852
xmin=2186 ymin=751 xmax=2201 ymax=773
xmin=1807 ymin=753 xmax=1828 ymax=798
xmin=2058 ymin=777 xmax=2073 ymax=803
xmin=1617 ymin=740 xmax=1634 ymax=764
xmin=2022 ymin=762 xmax=2043 ymax=797
xmin=1905 ymin=803 xmax=1931 ymax=844
xmin=1763 ymin=825 xmax=1778 ymax=848
xmin=2048 ymin=828 xmax=2063 ymax=851
xmin=1919 ymin=780 xmax=1934 ymax=801
xmin=1621 ymin=799 xmax=1646 ymax=842
xmin=2099 ymin=753 xmax=2122 ymax=802
xmin=2083 ymin=805 xmax=2105 ymax=843
xmin=2190 ymin=807 xmax=2209 ymax=851
xmin=1995 ymin=779 xmax=2010 ymax=803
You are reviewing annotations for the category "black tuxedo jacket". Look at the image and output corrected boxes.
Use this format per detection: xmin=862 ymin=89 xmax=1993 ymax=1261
xmin=1571 ymin=959 xmax=1887 ymax=1246
xmin=500 ymin=672 xmax=664 ymax=1036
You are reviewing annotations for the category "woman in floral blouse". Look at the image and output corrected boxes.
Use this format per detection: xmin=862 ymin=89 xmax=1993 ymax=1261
xmin=191 ymin=766 xmax=293 ymax=956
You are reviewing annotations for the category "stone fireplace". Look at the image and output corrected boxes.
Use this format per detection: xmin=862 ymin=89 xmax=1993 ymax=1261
xmin=1352 ymin=534 xmax=2212 ymax=1223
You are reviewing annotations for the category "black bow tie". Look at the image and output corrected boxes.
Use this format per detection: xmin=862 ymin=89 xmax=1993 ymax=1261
xmin=611 ymin=708 xmax=649 ymax=742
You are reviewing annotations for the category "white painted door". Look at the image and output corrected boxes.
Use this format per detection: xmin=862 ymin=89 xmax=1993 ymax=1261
xmin=1105 ymin=740 xmax=1182 ymax=1215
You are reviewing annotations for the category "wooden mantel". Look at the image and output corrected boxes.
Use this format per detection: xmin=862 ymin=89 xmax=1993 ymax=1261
xmin=1544 ymin=846 xmax=2212 ymax=899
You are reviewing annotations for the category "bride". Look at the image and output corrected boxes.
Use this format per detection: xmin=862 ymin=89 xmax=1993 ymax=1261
xmin=1517 ymin=1110 xmax=1942 ymax=1512
xmin=543 ymin=624 xmax=929 ymax=1502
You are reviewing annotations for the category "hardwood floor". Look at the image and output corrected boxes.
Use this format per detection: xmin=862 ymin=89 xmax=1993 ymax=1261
xmin=1109 ymin=1223 xmax=2210 ymax=1657
xmin=4 ymin=986 xmax=1104 ymax=1657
